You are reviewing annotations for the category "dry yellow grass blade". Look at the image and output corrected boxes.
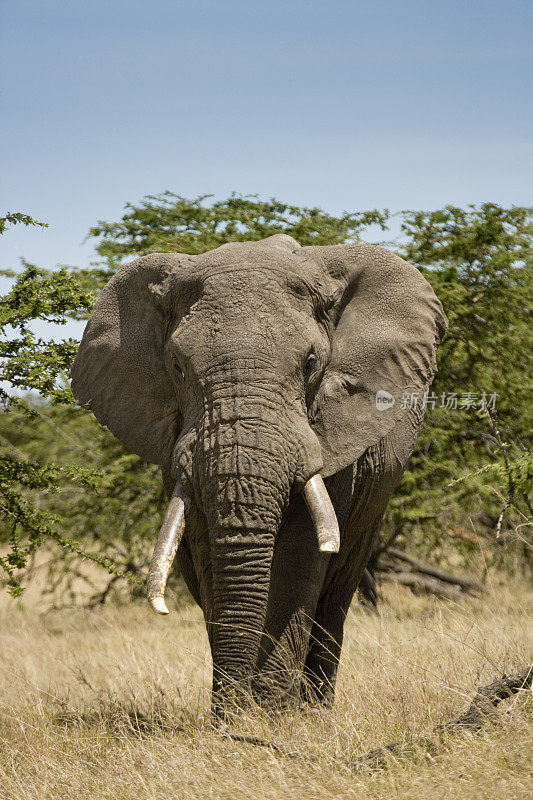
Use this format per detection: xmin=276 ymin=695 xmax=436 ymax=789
xmin=0 ymin=577 xmax=531 ymax=800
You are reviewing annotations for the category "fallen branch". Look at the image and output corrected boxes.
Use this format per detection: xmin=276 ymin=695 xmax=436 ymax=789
xmin=386 ymin=548 xmax=485 ymax=594
xmin=355 ymin=665 xmax=533 ymax=769
xmin=443 ymin=666 xmax=533 ymax=730
xmin=377 ymin=570 xmax=463 ymax=600
xmin=363 ymin=541 xmax=487 ymax=606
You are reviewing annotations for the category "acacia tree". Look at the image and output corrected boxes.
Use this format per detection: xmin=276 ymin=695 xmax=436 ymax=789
xmin=0 ymin=214 xmax=102 ymax=595
xmin=338 ymin=205 xmax=530 ymax=599
xmin=0 ymin=214 xmax=164 ymax=600
xmin=374 ymin=205 xmax=533 ymax=592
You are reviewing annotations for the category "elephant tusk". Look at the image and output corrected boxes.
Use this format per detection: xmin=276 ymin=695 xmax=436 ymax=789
xmin=147 ymin=482 xmax=190 ymax=615
xmin=303 ymin=474 xmax=341 ymax=553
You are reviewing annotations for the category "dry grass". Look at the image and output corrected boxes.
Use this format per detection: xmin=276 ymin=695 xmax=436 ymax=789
xmin=0 ymin=576 xmax=532 ymax=800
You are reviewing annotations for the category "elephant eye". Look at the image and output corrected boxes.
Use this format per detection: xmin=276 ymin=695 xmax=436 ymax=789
xmin=172 ymin=356 xmax=183 ymax=376
xmin=305 ymin=352 xmax=318 ymax=379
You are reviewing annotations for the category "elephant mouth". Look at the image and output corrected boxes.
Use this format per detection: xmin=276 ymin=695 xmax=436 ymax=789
xmin=146 ymin=473 xmax=340 ymax=615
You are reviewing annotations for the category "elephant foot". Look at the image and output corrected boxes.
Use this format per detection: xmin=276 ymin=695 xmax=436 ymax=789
xmin=299 ymin=678 xmax=336 ymax=709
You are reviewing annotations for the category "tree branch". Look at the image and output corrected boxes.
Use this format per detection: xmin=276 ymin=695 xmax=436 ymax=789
xmin=385 ymin=548 xmax=485 ymax=594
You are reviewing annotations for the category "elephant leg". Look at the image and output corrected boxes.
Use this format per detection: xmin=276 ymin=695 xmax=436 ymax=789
xmin=302 ymin=516 xmax=383 ymax=705
xmin=302 ymin=424 xmax=418 ymax=706
xmin=253 ymin=467 xmax=357 ymax=704
xmin=301 ymin=573 xmax=357 ymax=705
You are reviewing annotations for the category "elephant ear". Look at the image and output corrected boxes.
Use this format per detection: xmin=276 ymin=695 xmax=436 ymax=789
xmin=306 ymin=244 xmax=447 ymax=478
xmin=71 ymin=253 xmax=190 ymax=469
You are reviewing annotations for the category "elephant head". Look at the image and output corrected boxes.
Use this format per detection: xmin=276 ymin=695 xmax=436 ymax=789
xmin=71 ymin=234 xmax=446 ymax=705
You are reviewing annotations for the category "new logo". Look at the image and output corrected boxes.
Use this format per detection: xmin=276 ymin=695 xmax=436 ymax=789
xmin=375 ymin=390 xmax=395 ymax=411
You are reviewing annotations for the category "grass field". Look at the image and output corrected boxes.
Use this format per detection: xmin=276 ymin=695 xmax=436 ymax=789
xmin=0 ymin=575 xmax=531 ymax=800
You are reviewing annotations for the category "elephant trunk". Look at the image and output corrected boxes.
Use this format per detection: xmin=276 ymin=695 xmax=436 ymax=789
xmin=209 ymin=523 xmax=276 ymax=708
xmin=199 ymin=415 xmax=292 ymax=709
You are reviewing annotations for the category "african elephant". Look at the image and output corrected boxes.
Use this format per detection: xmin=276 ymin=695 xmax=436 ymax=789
xmin=71 ymin=234 xmax=446 ymax=715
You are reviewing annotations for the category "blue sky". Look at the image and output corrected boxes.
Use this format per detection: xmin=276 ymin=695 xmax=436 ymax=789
xmin=2 ymin=0 xmax=531 ymax=279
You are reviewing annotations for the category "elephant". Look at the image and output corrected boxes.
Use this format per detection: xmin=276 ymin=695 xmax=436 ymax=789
xmin=71 ymin=234 xmax=447 ymax=716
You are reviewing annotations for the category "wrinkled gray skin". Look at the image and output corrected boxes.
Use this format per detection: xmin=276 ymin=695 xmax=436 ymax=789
xmin=71 ymin=235 xmax=446 ymax=715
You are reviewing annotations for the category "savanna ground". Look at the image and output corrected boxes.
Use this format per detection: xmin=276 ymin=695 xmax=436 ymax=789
xmin=0 ymin=573 xmax=531 ymax=800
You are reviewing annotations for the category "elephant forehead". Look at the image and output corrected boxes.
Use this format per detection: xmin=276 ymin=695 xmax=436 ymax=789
xmin=203 ymin=264 xmax=282 ymax=296
xmin=169 ymin=272 xmax=322 ymax=374
xmin=197 ymin=258 xmax=333 ymax=305
xmin=194 ymin=266 xmax=307 ymax=317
